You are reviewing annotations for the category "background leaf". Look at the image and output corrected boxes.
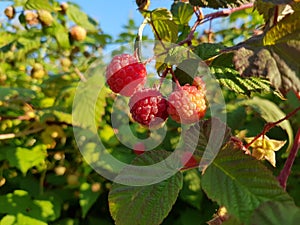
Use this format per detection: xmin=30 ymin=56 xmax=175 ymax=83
xmin=25 ymin=0 xmax=55 ymax=11
xmin=79 ymin=182 xmax=101 ymax=218
xmin=66 ymin=3 xmax=98 ymax=32
xmin=179 ymin=169 xmax=203 ymax=209
xmin=0 ymin=190 xmax=60 ymax=223
xmin=0 ymin=145 xmax=47 ymax=175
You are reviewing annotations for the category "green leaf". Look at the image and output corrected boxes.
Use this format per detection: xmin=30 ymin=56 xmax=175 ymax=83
xmin=189 ymin=0 xmax=253 ymax=9
xmin=194 ymin=43 xmax=225 ymax=60
xmin=238 ymin=97 xmax=293 ymax=152
xmin=0 ymin=190 xmax=60 ymax=222
xmin=184 ymin=118 xmax=232 ymax=156
xmin=201 ymin=146 xmax=292 ymax=224
xmin=38 ymin=109 xmax=73 ymax=125
xmin=0 ymin=145 xmax=47 ymax=175
xmin=45 ymin=22 xmax=70 ymax=49
xmin=0 ymin=87 xmax=35 ymax=101
xmin=25 ymin=0 xmax=55 ymax=11
xmin=0 ymin=214 xmax=47 ymax=225
xmin=79 ymin=182 xmax=101 ymax=218
xmin=171 ymin=2 xmax=194 ymax=25
xmin=232 ymin=11 xmax=300 ymax=94
xmin=66 ymin=3 xmax=98 ymax=32
xmin=150 ymin=8 xmax=178 ymax=42
xmin=72 ymin=62 xmax=109 ymax=130
xmin=109 ymin=150 xmax=183 ymax=225
xmin=251 ymin=201 xmax=300 ymax=225
xmin=180 ymin=170 xmax=203 ymax=209
xmin=211 ymin=67 xmax=273 ymax=95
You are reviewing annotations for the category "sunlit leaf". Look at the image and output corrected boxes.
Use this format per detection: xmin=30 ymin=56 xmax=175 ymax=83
xmin=0 ymin=190 xmax=60 ymax=222
xmin=0 ymin=145 xmax=47 ymax=175
xmin=150 ymin=8 xmax=178 ymax=42
xmin=66 ymin=3 xmax=98 ymax=32
xmin=171 ymin=2 xmax=194 ymax=25
xmin=25 ymin=0 xmax=55 ymax=11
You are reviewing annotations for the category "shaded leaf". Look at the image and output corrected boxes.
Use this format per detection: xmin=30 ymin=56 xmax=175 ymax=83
xmin=251 ymin=201 xmax=300 ymax=225
xmin=232 ymin=11 xmax=300 ymax=94
xmin=79 ymin=182 xmax=101 ymax=218
xmin=194 ymin=43 xmax=225 ymax=61
xmin=201 ymin=146 xmax=293 ymax=223
xmin=109 ymin=150 xmax=183 ymax=225
xmin=180 ymin=169 xmax=203 ymax=209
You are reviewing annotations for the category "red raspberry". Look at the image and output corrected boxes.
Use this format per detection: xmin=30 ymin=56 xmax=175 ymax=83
xmin=106 ymin=54 xmax=147 ymax=97
xmin=181 ymin=152 xmax=198 ymax=169
xmin=168 ymin=85 xmax=206 ymax=124
xmin=133 ymin=142 xmax=145 ymax=155
xmin=129 ymin=88 xmax=168 ymax=127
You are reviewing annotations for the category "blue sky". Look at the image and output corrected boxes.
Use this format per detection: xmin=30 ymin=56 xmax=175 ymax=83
xmin=0 ymin=1 xmax=172 ymax=36
xmin=0 ymin=0 xmax=216 ymax=43
xmin=70 ymin=0 xmax=173 ymax=38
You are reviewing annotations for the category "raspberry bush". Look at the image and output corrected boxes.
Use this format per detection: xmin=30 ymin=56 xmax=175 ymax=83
xmin=0 ymin=0 xmax=300 ymax=225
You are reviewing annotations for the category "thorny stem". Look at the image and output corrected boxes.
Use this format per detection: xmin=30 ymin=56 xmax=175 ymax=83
xmin=178 ymin=3 xmax=254 ymax=46
xmin=245 ymin=106 xmax=300 ymax=149
xmin=278 ymin=128 xmax=300 ymax=190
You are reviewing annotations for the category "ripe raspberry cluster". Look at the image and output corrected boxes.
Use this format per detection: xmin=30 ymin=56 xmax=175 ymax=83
xmin=105 ymin=53 xmax=207 ymax=128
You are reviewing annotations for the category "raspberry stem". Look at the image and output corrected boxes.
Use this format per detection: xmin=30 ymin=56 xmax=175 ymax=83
xmin=245 ymin=106 xmax=300 ymax=149
xmin=277 ymin=128 xmax=300 ymax=190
